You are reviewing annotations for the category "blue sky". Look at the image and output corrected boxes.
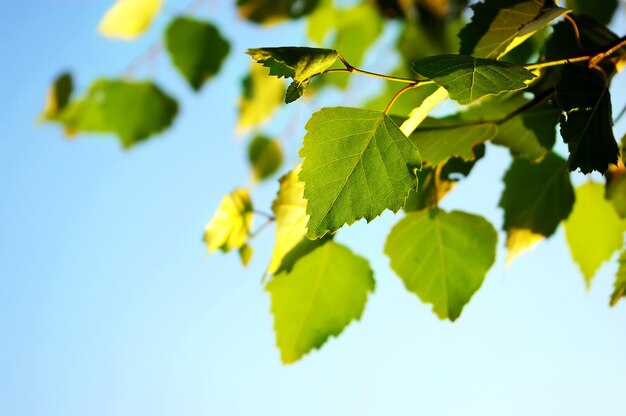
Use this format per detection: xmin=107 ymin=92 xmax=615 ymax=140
xmin=1 ymin=1 xmax=626 ymax=415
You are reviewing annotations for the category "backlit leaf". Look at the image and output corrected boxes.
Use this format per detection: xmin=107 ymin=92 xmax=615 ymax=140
xmin=409 ymin=120 xmax=497 ymax=166
xmin=499 ymin=152 xmax=575 ymax=263
xmin=247 ymin=135 xmax=283 ymax=182
xmin=204 ymin=188 xmax=254 ymax=255
xmin=266 ymin=241 xmax=374 ymax=363
xmin=237 ymin=0 xmax=320 ymax=24
xmin=566 ymin=0 xmax=617 ymax=24
xmin=98 ymin=0 xmax=162 ymax=40
xmin=56 ymin=79 xmax=178 ymax=148
xmin=385 ymin=209 xmax=497 ymax=321
xmin=237 ymin=64 xmax=285 ymax=132
xmin=412 ymin=55 xmax=535 ymax=105
xmin=164 ymin=17 xmax=230 ymax=91
xmin=299 ymin=107 xmax=421 ymax=239
xmin=40 ymin=72 xmax=73 ymax=120
xmin=564 ymin=182 xmax=625 ymax=286
xmin=556 ymin=64 xmax=619 ymax=174
xmin=610 ymin=250 xmax=626 ymax=306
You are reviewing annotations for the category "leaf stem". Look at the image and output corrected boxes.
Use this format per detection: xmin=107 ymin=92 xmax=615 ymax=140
xmin=249 ymin=217 xmax=274 ymax=239
xmin=384 ymin=84 xmax=420 ymax=114
xmin=253 ymin=209 xmax=275 ymax=220
xmin=334 ymin=50 xmax=427 ymax=84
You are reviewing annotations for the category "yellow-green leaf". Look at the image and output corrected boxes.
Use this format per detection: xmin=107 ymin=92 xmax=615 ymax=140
xmin=564 ymin=182 xmax=625 ymax=286
xmin=610 ymin=250 xmax=626 ymax=306
xmin=98 ymin=0 xmax=162 ymax=40
xmin=266 ymin=241 xmax=374 ymax=364
xmin=203 ymin=188 xmax=254 ymax=254
xmin=237 ymin=64 xmax=285 ymax=133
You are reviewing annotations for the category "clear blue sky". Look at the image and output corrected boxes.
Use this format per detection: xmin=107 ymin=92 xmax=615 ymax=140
xmin=1 ymin=1 xmax=626 ymax=415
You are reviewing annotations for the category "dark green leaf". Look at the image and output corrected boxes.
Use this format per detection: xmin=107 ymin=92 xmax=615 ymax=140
xmin=606 ymin=175 xmax=626 ymax=218
xmin=266 ymin=241 xmax=374 ymax=364
xmin=247 ymin=135 xmax=283 ymax=181
xmin=285 ymin=81 xmax=306 ymax=104
xmin=409 ymin=119 xmax=497 ymax=166
xmin=610 ymin=250 xmax=626 ymax=306
xmin=164 ymin=17 xmax=230 ymax=91
xmin=385 ymin=209 xmax=498 ymax=321
xmin=556 ymin=64 xmax=618 ymax=174
xmin=499 ymin=152 xmax=574 ymax=260
xmin=566 ymin=0 xmax=617 ymax=24
xmin=40 ymin=72 xmax=73 ymax=120
xmin=299 ymin=107 xmax=421 ymax=239
xmin=412 ymin=54 xmax=535 ymax=105
xmin=57 ymin=79 xmax=178 ymax=148
xmin=237 ymin=0 xmax=320 ymax=24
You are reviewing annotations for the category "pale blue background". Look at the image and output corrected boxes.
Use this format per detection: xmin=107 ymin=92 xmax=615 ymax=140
xmin=1 ymin=1 xmax=626 ymax=415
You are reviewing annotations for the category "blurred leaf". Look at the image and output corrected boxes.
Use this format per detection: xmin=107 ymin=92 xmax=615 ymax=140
xmin=499 ymin=152 xmax=574 ymax=263
xmin=299 ymin=107 xmax=421 ymax=239
xmin=458 ymin=0 xmax=565 ymax=59
xmin=204 ymin=188 xmax=254 ymax=254
xmin=247 ymin=135 xmax=283 ymax=181
xmin=247 ymin=47 xmax=337 ymax=102
xmin=239 ymin=244 xmax=254 ymax=267
xmin=610 ymin=250 xmax=626 ymax=306
xmin=237 ymin=0 xmax=320 ymax=24
xmin=556 ymin=65 xmax=618 ymax=174
xmin=409 ymin=120 xmax=497 ymax=166
xmin=564 ymin=182 xmax=625 ymax=286
xmin=40 ymin=72 xmax=73 ymax=120
xmin=412 ymin=55 xmax=535 ymax=105
xmin=266 ymin=241 xmax=374 ymax=364
xmin=56 ymin=79 xmax=178 ymax=148
xmin=606 ymin=175 xmax=626 ymax=218
xmin=238 ymin=64 xmax=285 ymax=132
xmin=98 ymin=0 xmax=162 ymax=40
xmin=385 ymin=209 xmax=497 ymax=321
xmin=268 ymin=166 xmax=309 ymax=274
xmin=164 ymin=17 xmax=230 ymax=91
xmin=566 ymin=0 xmax=617 ymax=24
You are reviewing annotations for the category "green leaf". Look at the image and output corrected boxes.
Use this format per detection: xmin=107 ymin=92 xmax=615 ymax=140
xmin=247 ymin=135 xmax=283 ymax=181
xmin=40 ymin=72 xmax=73 ymax=120
xmin=607 ymin=173 xmax=626 ymax=219
xmin=412 ymin=55 xmax=535 ymax=105
xmin=237 ymin=64 xmax=285 ymax=132
xmin=499 ymin=152 xmax=575 ymax=262
xmin=556 ymin=65 xmax=619 ymax=174
xmin=493 ymin=103 xmax=559 ymax=161
xmin=610 ymin=250 xmax=626 ymax=306
xmin=164 ymin=17 xmax=230 ymax=91
xmin=409 ymin=120 xmax=497 ymax=166
xmin=564 ymin=182 xmax=625 ymax=286
xmin=98 ymin=0 xmax=162 ymax=40
xmin=385 ymin=209 xmax=497 ymax=321
xmin=566 ymin=0 xmax=617 ymax=24
xmin=203 ymin=188 xmax=254 ymax=254
xmin=238 ymin=244 xmax=254 ymax=267
xmin=266 ymin=241 xmax=374 ymax=364
xmin=458 ymin=0 xmax=563 ymax=59
xmin=247 ymin=47 xmax=337 ymax=102
xmin=299 ymin=107 xmax=421 ymax=239
xmin=56 ymin=79 xmax=178 ymax=148
xmin=237 ymin=0 xmax=320 ymax=24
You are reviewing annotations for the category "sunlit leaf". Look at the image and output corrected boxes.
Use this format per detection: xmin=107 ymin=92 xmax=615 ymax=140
xmin=164 ymin=17 xmax=230 ymax=91
xmin=385 ymin=209 xmax=497 ymax=321
xmin=299 ymin=107 xmax=421 ymax=239
xmin=556 ymin=65 xmax=619 ymax=174
xmin=40 ymin=72 xmax=73 ymax=120
xmin=55 ymin=79 xmax=178 ymax=148
xmin=98 ymin=0 xmax=162 ymax=40
xmin=564 ymin=182 xmax=625 ymax=286
xmin=458 ymin=0 xmax=563 ymax=59
xmin=237 ymin=0 xmax=320 ymax=24
xmin=237 ymin=64 xmax=285 ymax=132
xmin=412 ymin=55 xmax=535 ymax=105
xmin=239 ymin=244 xmax=254 ymax=267
xmin=409 ymin=120 xmax=497 ymax=166
xmin=566 ymin=0 xmax=617 ymax=24
xmin=499 ymin=152 xmax=575 ymax=263
xmin=247 ymin=135 xmax=283 ymax=182
xmin=610 ymin=250 xmax=626 ymax=306
xmin=204 ymin=188 xmax=254 ymax=255
xmin=266 ymin=241 xmax=374 ymax=363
